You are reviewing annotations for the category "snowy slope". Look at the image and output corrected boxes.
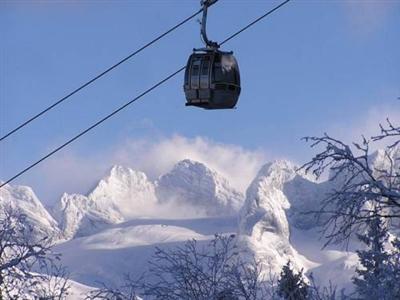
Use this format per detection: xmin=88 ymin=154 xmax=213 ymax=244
xmin=67 ymin=280 xmax=96 ymax=300
xmin=290 ymin=227 xmax=359 ymax=292
xmin=54 ymin=216 xmax=238 ymax=288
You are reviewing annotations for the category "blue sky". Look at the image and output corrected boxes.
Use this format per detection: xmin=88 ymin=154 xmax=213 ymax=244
xmin=1 ymin=0 xmax=399 ymax=203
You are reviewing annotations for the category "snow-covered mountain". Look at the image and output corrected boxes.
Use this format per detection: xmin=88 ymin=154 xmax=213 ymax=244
xmin=53 ymin=193 xmax=117 ymax=240
xmin=4 ymin=156 xmax=384 ymax=298
xmin=53 ymin=166 xmax=158 ymax=239
xmin=156 ymin=159 xmax=244 ymax=217
xmin=50 ymin=161 xmax=242 ymax=239
xmin=237 ymin=160 xmax=360 ymax=290
xmin=238 ymin=160 xmax=318 ymax=276
xmin=0 ymin=182 xmax=61 ymax=240
xmin=370 ymin=146 xmax=400 ymax=172
xmin=90 ymin=165 xmax=158 ymax=219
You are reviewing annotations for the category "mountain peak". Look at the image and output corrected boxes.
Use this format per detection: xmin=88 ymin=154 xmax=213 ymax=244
xmin=172 ymin=159 xmax=213 ymax=175
xmin=257 ymin=159 xmax=296 ymax=176
xmin=88 ymin=165 xmax=157 ymax=219
xmin=107 ymin=165 xmax=148 ymax=184
xmin=110 ymin=164 xmax=131 ymax=176
xmin=156 ymin=159 xmax=244 ymax=217
xmin=52 ymin=165 xmax=158 ymax=239
xmin=252 ymin=160 xmax=298 ymax=192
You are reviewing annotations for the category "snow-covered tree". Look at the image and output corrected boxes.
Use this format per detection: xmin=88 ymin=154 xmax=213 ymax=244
xmin=353 ymin=217 xmax=400 ymax=299
xmin=277 ymin=261 xmax=309 ymax=300
xmin=301 ymin=119 xmax=400 ymax=245
xmin=0 ymin=206 xmax=69 ymax=299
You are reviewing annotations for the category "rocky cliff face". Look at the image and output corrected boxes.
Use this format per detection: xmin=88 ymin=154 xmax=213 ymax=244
xmin=156 ymin=159 xmax=244 ymax=217
xmin=52 ymin=193 xmax=114 ymax=240
xmin=239 ymin=160 xmax=316 ymax=274
xmin=89 ymin=165 xmax=158 ymax=219
xmin=0 ymin=183 xmax=61 ymax=240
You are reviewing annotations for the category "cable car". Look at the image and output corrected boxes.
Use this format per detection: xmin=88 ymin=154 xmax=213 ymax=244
xmin=184 ymin=0 xmax=241 ymax=109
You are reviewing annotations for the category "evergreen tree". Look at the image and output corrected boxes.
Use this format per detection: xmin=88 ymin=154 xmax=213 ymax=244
xmin=277 ymin=261 xmax=309 ymax=300
xmin=353 ymin=217 xmax=400 ymax=299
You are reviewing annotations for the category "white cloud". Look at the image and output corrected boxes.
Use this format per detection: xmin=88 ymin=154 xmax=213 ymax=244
xmin=34 ymin=135 xmax=266 ymax=204
xmin=112 ymin=135 xmax=266 ymax=191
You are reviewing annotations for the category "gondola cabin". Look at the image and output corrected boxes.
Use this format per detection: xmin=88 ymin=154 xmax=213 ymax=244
xmin=184 ymin=50 xmax=241 ymax=109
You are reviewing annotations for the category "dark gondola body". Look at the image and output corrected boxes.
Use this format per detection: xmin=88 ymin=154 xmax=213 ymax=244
xmin=184 ymin=50 xmax=241 ymax=109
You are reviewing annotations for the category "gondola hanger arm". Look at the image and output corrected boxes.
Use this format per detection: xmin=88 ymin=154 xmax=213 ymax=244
xmin=200 ymin=0 xmax=220 ymax=50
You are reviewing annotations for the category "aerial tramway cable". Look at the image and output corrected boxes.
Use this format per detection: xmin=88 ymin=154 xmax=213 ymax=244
xmin=0 ymin=6 xmax=208 ymax=142
xmin=0 ymin=0 xmax=291 ymax=189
